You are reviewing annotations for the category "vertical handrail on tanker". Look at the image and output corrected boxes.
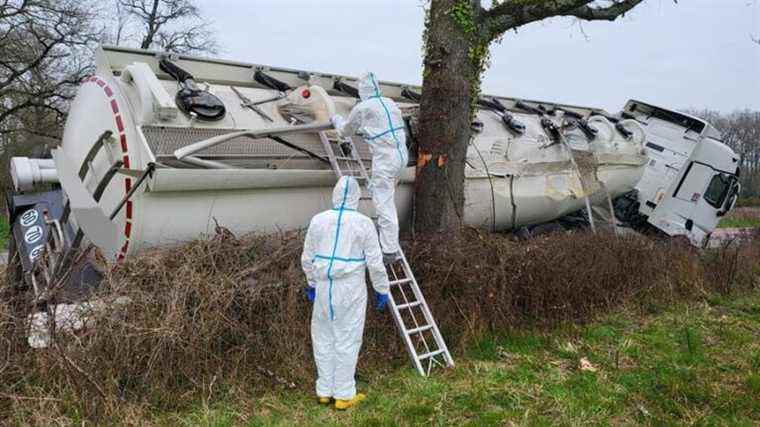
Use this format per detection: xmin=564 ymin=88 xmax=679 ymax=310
xmin=172 ymin=121 xmax=334 ymax=164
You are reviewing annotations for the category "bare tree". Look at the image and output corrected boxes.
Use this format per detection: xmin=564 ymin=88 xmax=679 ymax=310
xmin=0 ymin=0 xmax=101 ymax=191
xmin=414 ymin=0 xmax=650 ymax=232
xmin=113 ymin=0 xmax=133 ymax=46
xmin=0 ymin=0 xmax=100 ymax=136
xmin=116 ymin=0 xmax=218 ymax=55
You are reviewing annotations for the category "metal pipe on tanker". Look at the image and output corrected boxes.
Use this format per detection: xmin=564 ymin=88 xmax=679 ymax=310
xmin=182 ymin=156 xmax=234 ymax=169
xmin=172 ymin=121 xmax=334 ymax=161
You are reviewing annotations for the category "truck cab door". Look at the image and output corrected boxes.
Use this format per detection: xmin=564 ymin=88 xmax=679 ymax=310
xmin=647 ymin=143 xmax=737 ymax=246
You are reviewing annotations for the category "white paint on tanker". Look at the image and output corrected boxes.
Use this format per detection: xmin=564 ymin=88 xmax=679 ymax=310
xmin=55 ymin=46 xmax=650 ymax=259
xmin=464 ymin=106 xmax=647 ymax=230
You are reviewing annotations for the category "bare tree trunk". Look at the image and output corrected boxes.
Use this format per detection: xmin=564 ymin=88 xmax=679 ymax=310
xmin=414 ymin=0 xmax=476 ymax=232
xmin=140 ymin=0 xmax=160 ymax=49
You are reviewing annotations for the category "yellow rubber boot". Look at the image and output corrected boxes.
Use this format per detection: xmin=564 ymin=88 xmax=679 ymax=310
xmin=317 ymin=396 xmax=332 ymax=405
xmin=334 ymin=393 xmax=366 ymax=410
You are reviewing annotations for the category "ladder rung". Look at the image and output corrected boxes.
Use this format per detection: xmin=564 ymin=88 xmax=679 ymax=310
xmin=390 ymin=278 xmax=413 ymax=286
xmin=417 ymin=349 xmax=445 ymax=360
xmin=335 ymin=156 xmax=359 ymax=161
xmin=407 ymin=324 xmax=433 ymax=335
xmin=397 ymin=301 xmax=421 ymax=310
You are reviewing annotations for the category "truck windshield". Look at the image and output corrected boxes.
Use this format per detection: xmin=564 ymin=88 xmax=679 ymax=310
xmin=703 ymin=173 xmax=733 ymax=208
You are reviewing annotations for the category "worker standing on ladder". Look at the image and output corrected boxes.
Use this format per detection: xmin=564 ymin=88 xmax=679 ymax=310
xmin=302 ymin=176 xmax=390 ymax=410
xmin=331 ymin=72 xmax=409 ymax=263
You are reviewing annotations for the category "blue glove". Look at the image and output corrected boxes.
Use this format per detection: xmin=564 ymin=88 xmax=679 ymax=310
xmin=375 ymin=292 xmax=389 ymax=311
xmin=305 ymin=285 xmax=316 ymax=302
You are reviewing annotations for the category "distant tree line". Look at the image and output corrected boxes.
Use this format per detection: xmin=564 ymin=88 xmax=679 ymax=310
xmin=688 ymin=109 xmax=760 ymax=197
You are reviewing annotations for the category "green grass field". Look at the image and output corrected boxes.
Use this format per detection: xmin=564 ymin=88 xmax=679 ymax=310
xmin=163 ymin=291 xmax=760 ymax=426
xmin=0 ymin=214 xmax=9 ymax=249
xmin=718 ymin=207 xmax=760 ymax=229
xmin=718 ymin=217 xmax=760 ymax=229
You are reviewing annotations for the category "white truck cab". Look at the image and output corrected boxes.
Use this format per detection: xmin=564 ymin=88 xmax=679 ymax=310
xmin=623 ymin=100 xmax=741 ymax=246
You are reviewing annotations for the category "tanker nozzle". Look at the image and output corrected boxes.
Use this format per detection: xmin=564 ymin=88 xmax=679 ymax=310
xmin=10 ymin=157 xmax=58 ymax=192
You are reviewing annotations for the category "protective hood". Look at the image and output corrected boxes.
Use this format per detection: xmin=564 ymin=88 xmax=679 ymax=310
xmin=358 ymin=72 xmax=382 ymax=101
xmin=332 ymin=176 xmax=361 ymax=210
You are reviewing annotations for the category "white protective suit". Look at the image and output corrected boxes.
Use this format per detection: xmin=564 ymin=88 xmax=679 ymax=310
xmin=301 ymin=176 xmax=390 ymax=400
xmin=333 ymin=72 xmax=409 ymax=254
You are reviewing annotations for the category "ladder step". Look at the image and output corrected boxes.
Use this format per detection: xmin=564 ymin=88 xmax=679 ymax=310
xmin=390 ymin=278 xmax=413 ymax=286
xmin=335 ymin=156 xmax=359 ymax=161
xmin=397 ymin=301 xmax=422 ymax=310
xmin=407 ymin=324 xmax=433 ymax=335
xmin=417 ymin=349 xmax=445 ymax=360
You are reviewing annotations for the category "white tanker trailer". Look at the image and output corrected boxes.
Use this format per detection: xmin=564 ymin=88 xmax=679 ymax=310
xmin=6 ymin=46 xmax=740 ymax=308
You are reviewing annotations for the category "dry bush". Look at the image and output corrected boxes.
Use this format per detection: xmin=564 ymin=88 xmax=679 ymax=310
xmin=0 ymin=229 xmax=758 ymax=422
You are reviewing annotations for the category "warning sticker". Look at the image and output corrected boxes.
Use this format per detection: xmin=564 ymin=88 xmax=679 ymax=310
xmin=24 ymin=225 xmax=43 ymax=245
xmin=29 ymin=244 xmax=44 ymax=262
xmin=20 ymin=209 xmax=39 ymax=227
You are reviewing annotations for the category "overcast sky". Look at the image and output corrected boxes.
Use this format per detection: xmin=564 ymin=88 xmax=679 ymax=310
xmin=199 ymin=0 xmax=759 ymax=113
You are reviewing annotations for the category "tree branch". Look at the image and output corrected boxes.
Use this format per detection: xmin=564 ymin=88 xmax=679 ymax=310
xmin=565 ymin=0 xmax=645 ymax=21
xmin=482 ymin=0 xmax=647 ymax=40
xmin=482 ymin=0 xmax=593 ymax=39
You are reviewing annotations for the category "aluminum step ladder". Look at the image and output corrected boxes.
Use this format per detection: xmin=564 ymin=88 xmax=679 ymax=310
xmin=319 ymin=130 xmax=454 ymax=376
xmin=318 ymin=130 xmax=373 ymax=202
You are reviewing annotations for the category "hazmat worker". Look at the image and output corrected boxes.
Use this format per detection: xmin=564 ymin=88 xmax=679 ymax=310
xmin=331 ymin=72 xmax=409 ymax=263
xmin=302 ymin=175 xmax=391 ymax=410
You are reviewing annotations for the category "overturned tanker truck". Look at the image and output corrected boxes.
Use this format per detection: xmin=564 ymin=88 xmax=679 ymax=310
xmin=6 ymin=46 xmax=741 ymax=317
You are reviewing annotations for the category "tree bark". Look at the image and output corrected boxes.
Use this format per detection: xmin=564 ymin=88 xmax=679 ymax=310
xmin=414 ymin=0 xmax=476 ymax=233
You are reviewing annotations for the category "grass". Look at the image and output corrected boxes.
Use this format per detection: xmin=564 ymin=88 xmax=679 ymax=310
xmin=0 ymin=214 xmax=8 ymax=249
xmin=718 ymin=207 xmax=760 ymax=229
xmin=3 ymin=231 xmax=757 ymax=424
xmin=164 ymin=291 xmax=760 ymax=426
xmin=718 ymin=217 xmax=760 ymax=229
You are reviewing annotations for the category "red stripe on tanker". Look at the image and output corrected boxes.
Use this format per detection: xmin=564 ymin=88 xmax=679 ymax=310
xmin=85 ymin=75 xmax=134 ymax=260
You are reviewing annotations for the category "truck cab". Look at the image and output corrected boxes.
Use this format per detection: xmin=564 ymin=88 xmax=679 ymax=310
xmin=623 ymin=100 xmax=740 ymax=246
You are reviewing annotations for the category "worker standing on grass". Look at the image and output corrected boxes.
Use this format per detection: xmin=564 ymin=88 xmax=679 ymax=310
xmin=301 ymin=176 xmax=391 ymax=410
xmin=331 ymin=72 xmax=409 ymax=264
